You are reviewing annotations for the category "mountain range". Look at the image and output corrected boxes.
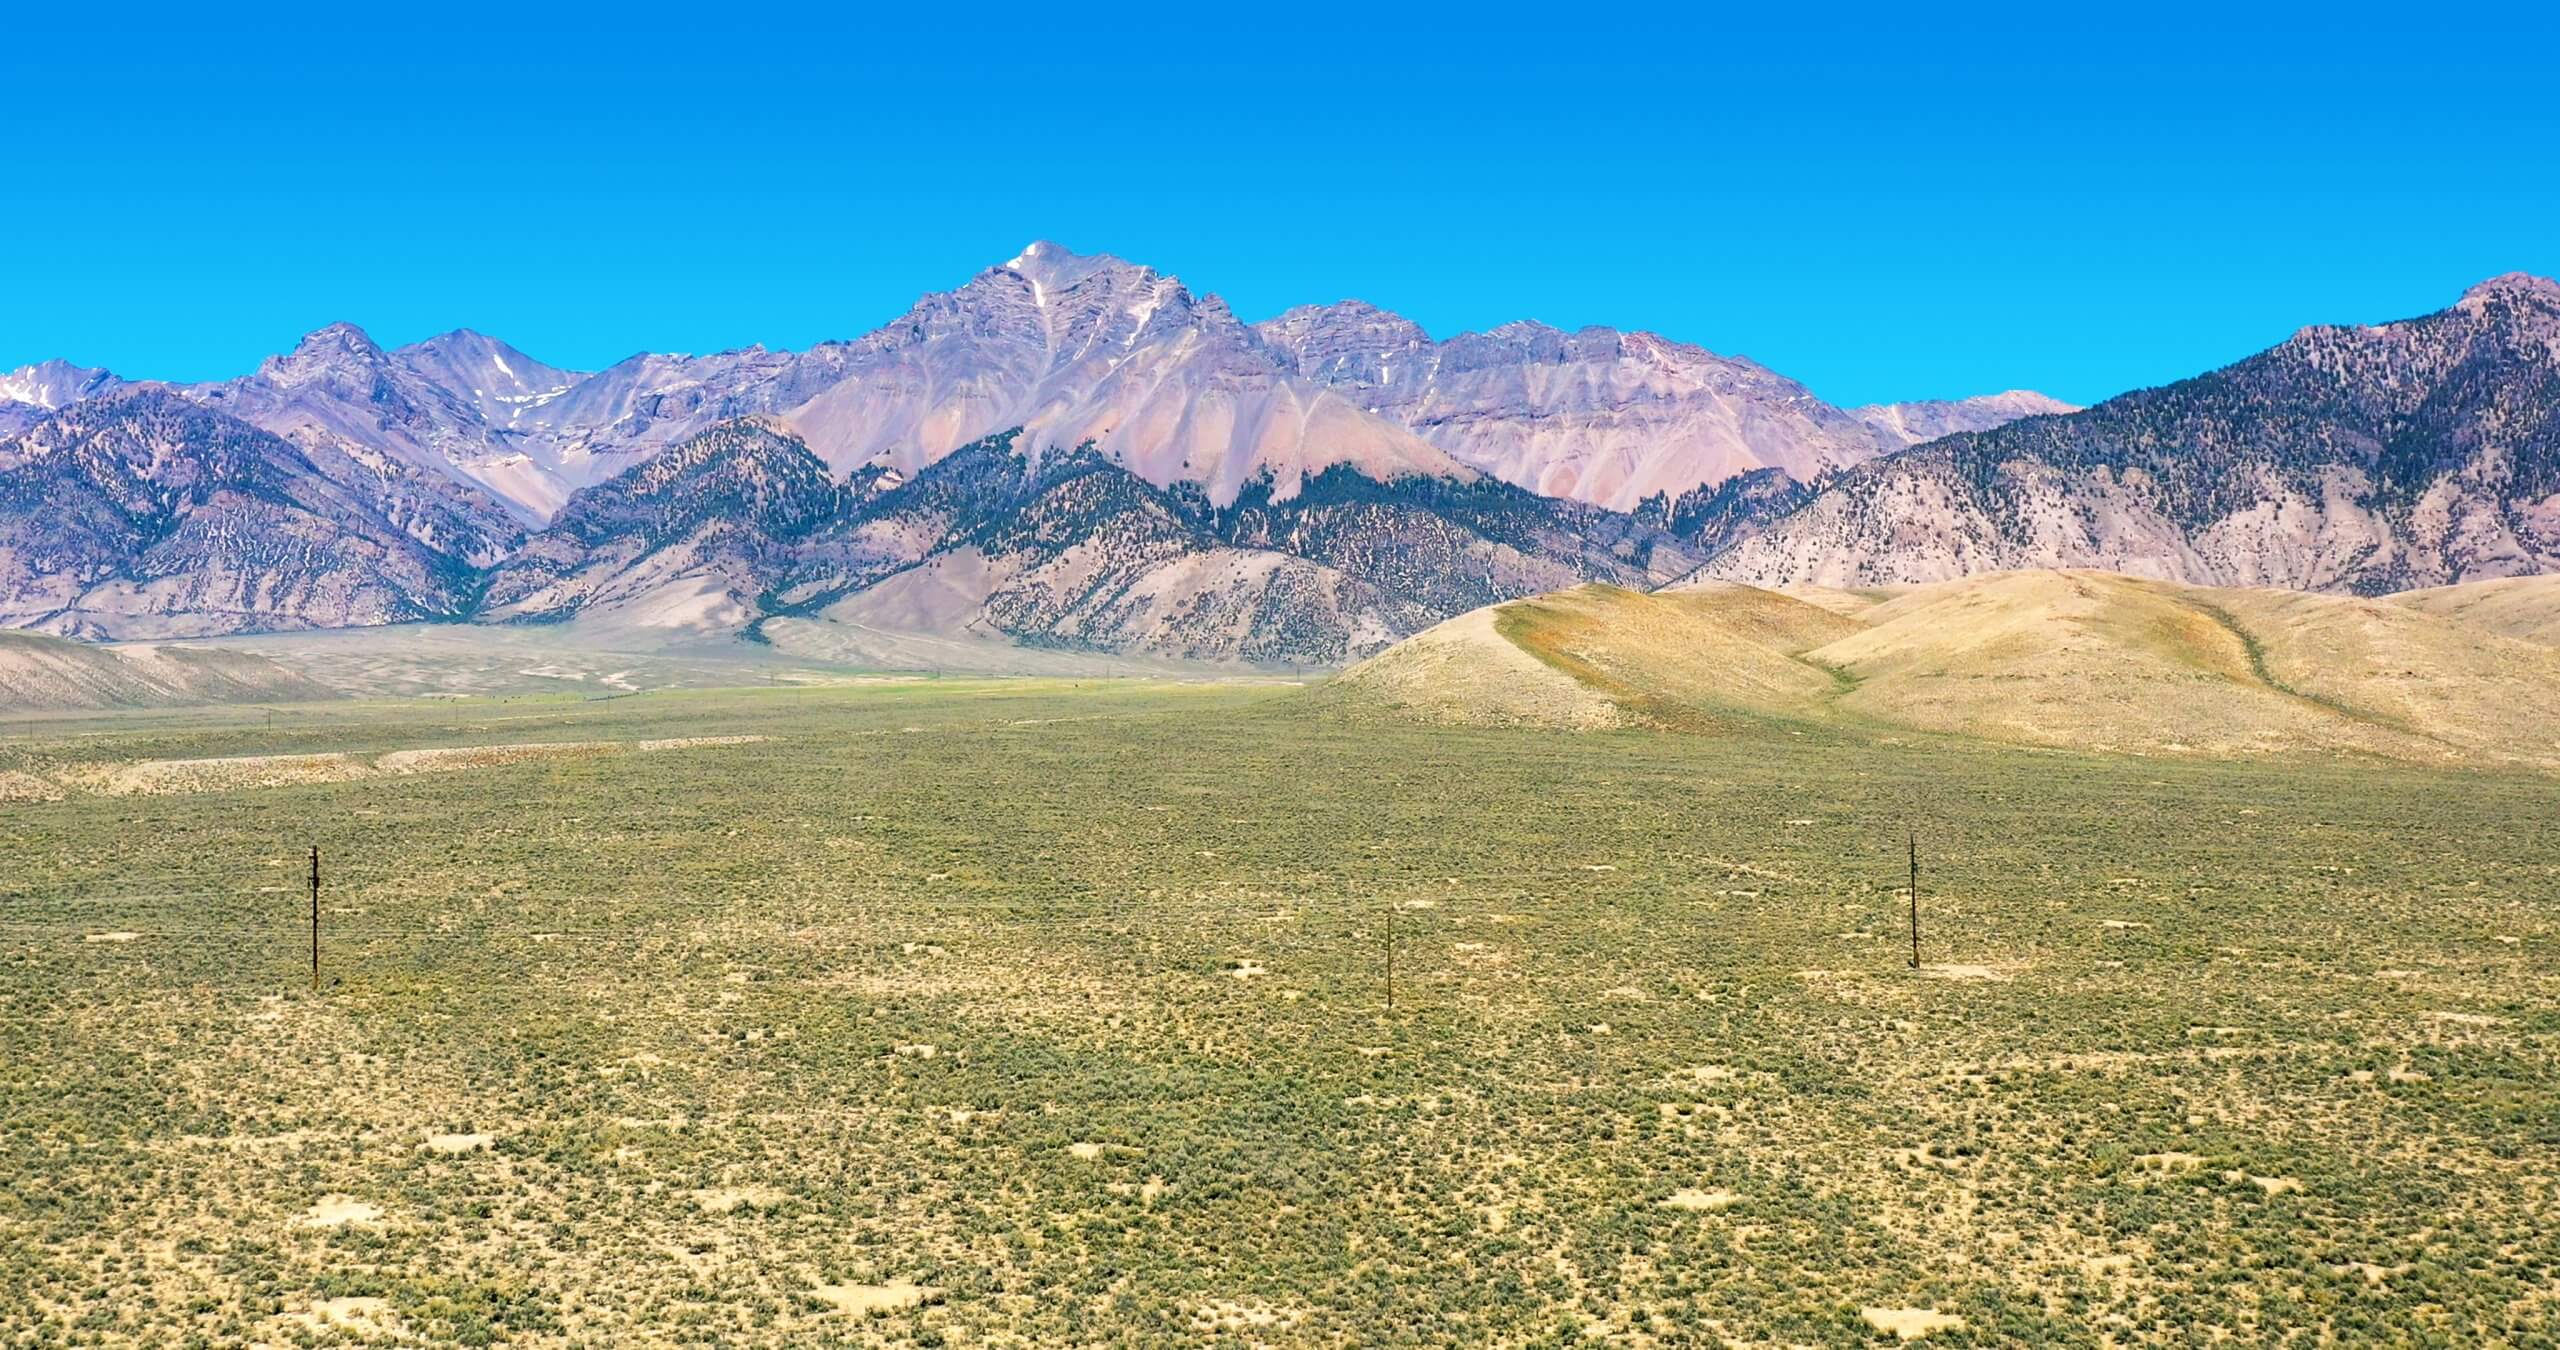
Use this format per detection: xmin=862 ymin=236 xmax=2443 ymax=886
xmin=4 ymin=246 xmax=2554 ymax=662
xmin=1701 ymin=273 xmax=2560 ymax=593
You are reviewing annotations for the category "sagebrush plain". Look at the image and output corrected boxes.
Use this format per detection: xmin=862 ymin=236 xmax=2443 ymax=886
xmin=2 ymin=680 xmax=2554 ymax=1345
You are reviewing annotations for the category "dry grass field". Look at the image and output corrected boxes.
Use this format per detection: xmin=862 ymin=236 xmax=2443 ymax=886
xmin=1328 ymin=573 xmax=2560 ymax=772
xmin=2 ymin=675 xmax=2556 ymax=1345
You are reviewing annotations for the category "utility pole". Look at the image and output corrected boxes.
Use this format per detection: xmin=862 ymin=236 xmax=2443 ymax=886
xmin=309 ymin=844 xmax=322 ymax=992
xmin=1385 ymin=901 xmax=1396 ymax=1013
xmin=1907 ymin=830 xmax=1921 ymax=969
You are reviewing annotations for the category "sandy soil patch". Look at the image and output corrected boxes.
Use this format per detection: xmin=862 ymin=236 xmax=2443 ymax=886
xmin=1657 ymin=1187 xmax=1741 ymax=1212
xmin=1666 ymin=1065 xmax=1736 ymax=1086
xmin=1861 ymin=1307 xmax=1966 ymax=1340
xmin=2337 ymin=1261 xmax=2413 ymax=1285
xmin=695 ymin=1185 xmax=788 ymax=1213
xmin=1106 ymin=1175 xmax=1170 ymax=1204
xmin=2134 ymin=1151 xmax=2206 ymax=1170
xmin=1192 ymin=1300 xmax=1306 ymax=1333
xmin=50 ymin=735 xmax=783 ymax=799
xmin=297 ymin=1196 xmax=383 ymax=1228
xmin=87 ymin=752 xmax=373 ymax=795
xmin=292 ymin=1297 xmax=398 ymax=1333
xmin=1226 ymin=959 xmax=1269 ymax=979
xmin=376 ymin=741 xmax=618 ymax=773
xmin=2241 ymin=1174 xmax=2301 ymax=1195
xmin=892 ymin=1042 xmax=937 ymax=1060
xmin=423 ymin=1132 xmax=494 ymax=1154
xmin=2423 ymin=1010 xmax=2507 ymax=1027
xmin=82 ymin=931 xmax=142 ymax=943
xmin=810 ymin=1280 xmax=939 ymax=1315
xmin=1919 ymin=963 xmax=2012 ymax=981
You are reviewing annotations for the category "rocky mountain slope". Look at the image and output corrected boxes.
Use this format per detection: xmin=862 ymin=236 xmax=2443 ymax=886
xmin=1324 ymin=571 xmax=2560 ymax=769
xmin=185 ymin=324 xmax=557 ymax=542
xmin=492 ymin=421 xmax=1692 ymax=663
xmin=1256 ymin=302 xmax=2062 ymax=513
xmin=1701 ymin=274 xmax=2560 ymax=593
xmin=0 ymin=389 xmax=481 ymax=637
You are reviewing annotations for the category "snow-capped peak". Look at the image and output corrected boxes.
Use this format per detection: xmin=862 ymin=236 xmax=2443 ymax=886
xmin=0 ymin=358 xmax=122 ymax=410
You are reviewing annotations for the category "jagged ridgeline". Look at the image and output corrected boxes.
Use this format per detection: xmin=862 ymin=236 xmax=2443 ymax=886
xmin=9 ymin=244 xmax=2560 ymax=660
xmin=0 ymin=242 xmax=2083 ymax=661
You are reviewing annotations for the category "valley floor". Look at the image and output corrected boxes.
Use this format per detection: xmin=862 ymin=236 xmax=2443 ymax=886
xmin=1 ymin=682 xmax=2554 ymax=1344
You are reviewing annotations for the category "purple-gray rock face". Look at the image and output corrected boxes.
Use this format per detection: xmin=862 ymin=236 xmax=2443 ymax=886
xmin=1255 ymin=303 xmax=2062 ymax=512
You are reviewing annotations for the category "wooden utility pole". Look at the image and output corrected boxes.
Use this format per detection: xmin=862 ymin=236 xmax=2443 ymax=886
xmin=1385 ymin=901 xmax=1396 ymax=1012
xmin=308 ymin=845 xmax=322 ymax=992
xmin=1907 ymin=830 xmax=1921 ymax=969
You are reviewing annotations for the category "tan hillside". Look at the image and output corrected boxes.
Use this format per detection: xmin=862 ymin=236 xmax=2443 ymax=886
xmin=1328 ymin=570 xmax=2560 ymax=769
xmin=1812 ymin=572 xmax=2495 ymax=762
xmin=2392 ymin=574 xmax=2560 ymax=646
xmin=0 ymin=630 xmax=336 ymax=713
xmin=1320 ymin=582 xmax=1860 ymax=730
xmin=1770 ymin=582 xmax=1902 ymax=620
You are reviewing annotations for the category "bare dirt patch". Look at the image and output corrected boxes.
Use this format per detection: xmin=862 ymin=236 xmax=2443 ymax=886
xmin=423 ymin=1132 xmax=494 ymax=1154
xmin=46 ymin=735 xmax=783 ymax=798
xmin=1657 ymin=1187 xmax=1741 ymax=1212
xmin=810 ymin=1280 xmax=940 ymax=1315
xmin=85 ymin=752 xmax=373 ymax=795
xmin=376 ymin=742 xmax=619 ymax=773
xmin=1861 ymin=1307 xmax=1967 ymax=1340
xmin=695 ymin=1185 xmax=788 ymax=1213
xmin=1191 ymin=1300 xmax=1307 ymax=1333
xmin=297 ymin=1196 xmax=383 ymax=1228
xmin=291 ymin=1297 xmax=399 ymax=1334
xmin=1919 ymin=963 xmax=2012 ymax=982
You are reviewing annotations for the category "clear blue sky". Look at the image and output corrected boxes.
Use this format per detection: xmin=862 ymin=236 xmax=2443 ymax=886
xmin=6 ymin=2 xmax=2554 ymax=407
